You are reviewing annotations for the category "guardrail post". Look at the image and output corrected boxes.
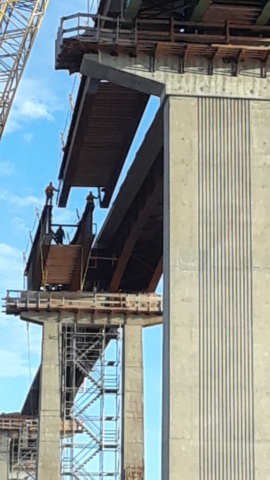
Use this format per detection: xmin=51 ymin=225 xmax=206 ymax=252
xmin=116 ymin=16 xmax=119 ymax=44
xmin=97 ymin=14 xmax=100 ymax=42
xmin=170 ymin=17 xmax=174 ymax=43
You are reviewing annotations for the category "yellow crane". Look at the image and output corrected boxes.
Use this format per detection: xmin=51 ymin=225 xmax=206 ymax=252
xmin=0 ymin=0 xmax=49 ymax=139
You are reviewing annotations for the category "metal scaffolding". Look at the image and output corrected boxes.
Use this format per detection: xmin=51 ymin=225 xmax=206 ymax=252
xmin=0 ymin=416 xmax=38 ymax=479
xmin=61 ymin=325 xmax=121 ymax=479
xmin=0 ymin=0 xmax=49 ymax=138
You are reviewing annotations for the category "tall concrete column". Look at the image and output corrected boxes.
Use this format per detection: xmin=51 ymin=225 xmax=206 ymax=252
xmin=163 ymin=96 xmax=199 ymax=480
xmin=121 ymin=324 xmax=144 ymax=479
xmin=77 ymin=49 xmax=270 ymax=479
xmin=163 ymin=95 xmax=270 ymax=479
xmin=37 ymin=320 xmax=61 ymax=480
xmin=0 ymin=431 xmax=9 ymax=479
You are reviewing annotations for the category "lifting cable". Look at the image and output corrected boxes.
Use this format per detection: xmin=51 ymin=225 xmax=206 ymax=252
xmin=23 ymin=208 xmax=40 ymax=287
xmin=81 ymin=247 xmax=93 ymax=291
xmin=59 ymin=74 xmax=80 ymax=161
xmin=24 ymin=210 xmax=38 ymax=256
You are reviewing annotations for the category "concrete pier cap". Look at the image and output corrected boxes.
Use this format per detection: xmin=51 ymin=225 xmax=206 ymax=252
xmin=80 ymin=51 xmax=270 ymax=100
xmin=81 ymin=49 xmax=270 ymax=479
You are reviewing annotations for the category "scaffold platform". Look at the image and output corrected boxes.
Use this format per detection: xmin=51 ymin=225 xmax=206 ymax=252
xmin=5 ymin=290 xmax=163 ymax=316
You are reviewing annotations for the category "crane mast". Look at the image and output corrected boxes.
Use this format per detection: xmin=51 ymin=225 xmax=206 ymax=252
xmin=0 ymin=0 xmax=49 ymax=139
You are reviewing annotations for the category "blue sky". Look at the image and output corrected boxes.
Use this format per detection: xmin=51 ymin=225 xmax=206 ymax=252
xmin=0 ymin=1 xmax=162 ymax=478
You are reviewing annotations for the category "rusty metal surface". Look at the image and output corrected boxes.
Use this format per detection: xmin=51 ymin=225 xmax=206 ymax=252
xmin=201 ymin=0 xmax=263 ymax=25
xmin=84 ymin=107 xmax=164 ymax=293
xmin=58 ymin=78 xmax=149 ymax=207
xmin=44 ymin=245 xmax=81 ymax=285
xmin=56 ymin=16 xmax=270 ymax=80
xmin=97 ymin=0 xmax=266 ymax=24
xmin=25 ymin=203 xmax=95 ymax=291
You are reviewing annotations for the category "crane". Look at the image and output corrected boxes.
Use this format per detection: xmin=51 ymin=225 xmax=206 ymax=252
xmin=0 ymin=0 xmax=49 ymax=139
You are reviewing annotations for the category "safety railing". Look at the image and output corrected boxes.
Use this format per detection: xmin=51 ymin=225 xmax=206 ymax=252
xmin=5 ymin=290 xmax=163 ymax=314
xmin=56 ymin=13 xmax=270 ymax=50
xmin=0 ymin=417 xmax=38 ymax=431
xmin=0 ymin=416 xmax=82 ymax=434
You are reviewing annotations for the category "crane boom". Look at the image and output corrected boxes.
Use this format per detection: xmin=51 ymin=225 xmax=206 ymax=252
xmin=0 ymin=0 xmax=49 ymax=139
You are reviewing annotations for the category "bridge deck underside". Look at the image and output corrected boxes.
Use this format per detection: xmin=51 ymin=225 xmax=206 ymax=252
xmin=84 ymin=106 xmax=164 ymax=293
xmin=56 ymin=17 xmax=270 ymax=88
xmin=58 ymin=77 xmax=149 ymax=207
xmin=98 ymin=0 xmax=268 ymax=24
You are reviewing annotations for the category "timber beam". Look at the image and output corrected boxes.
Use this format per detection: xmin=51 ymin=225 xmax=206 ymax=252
xmin=5 ymin=290 xmax=163 ymax=327
xmin=20 ymin=310 xmax=162 ymax=327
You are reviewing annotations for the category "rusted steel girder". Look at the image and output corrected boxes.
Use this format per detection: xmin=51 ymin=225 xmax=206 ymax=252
xmin=147 ymin=256 xmax=163 ymax=292
xmin=190 ymin=0 xmax=210 ymax=21
xmin=256 ymin=0 xmax=270 ymax=24
xmin=109 ymin=152 xmax=163 ymax=292
xmin=109 ymin=180 xmax=163 ymax=292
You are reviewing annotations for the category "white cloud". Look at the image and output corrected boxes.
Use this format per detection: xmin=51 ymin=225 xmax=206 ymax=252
xmin=23 ymin=133 xmax=34 ymax=142
xmin=0 ymin=313 xmax=8 ymax=328
xmin=13 ymin=216 xmax=27 ymax=232
xmin=13 ymin=195 xmax=43 ymax=209
xmin=0 ymin=161 xmax=16 ymax=177
xmin=0 ymin=189 xmax=43 ymax=209
xmin=0 ymin=243 xmax=24 ymax=290
xmin=53 ymin=207 xmax=78 ymax=225
xmin=0 ymin=350 xmax=30 ymax=378
xmin=0 ymin=312 xmax=41 ymax=378
xmin=0 ymin=326 xmax=41 ymax=378
xmin=5 ymin=78 xmax=63 ymax=134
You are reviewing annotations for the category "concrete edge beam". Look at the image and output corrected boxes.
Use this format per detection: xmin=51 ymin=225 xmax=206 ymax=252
xmin=80 ymin=54 xmax=164 ymax=96
xmin=20 ymin=311 xmax=163 ymax=327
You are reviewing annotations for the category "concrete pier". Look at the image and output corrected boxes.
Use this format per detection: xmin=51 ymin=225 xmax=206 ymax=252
xmin=5 ymin=294 xmax=160 ymax=479
xmin=121 ymin=324 xmax=144 ymax=479
xmin=80 ymin=52 xmax=270 ymax=478
xmin=163 ymin=95 xmax=270 ymax=478
xmin=0 ymin=432 xmax=9 ymax=480
xmin=37 ymin=320 xmax=61 ymax=480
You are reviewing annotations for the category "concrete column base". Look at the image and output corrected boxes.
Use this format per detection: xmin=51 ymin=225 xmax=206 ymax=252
xmin=37 ymin=320 xmax=61 ymax=480
xmin=121 ymin=324 xmax=144 ymax=479
xmin=0 ymin=431 xmax=9 ymax=480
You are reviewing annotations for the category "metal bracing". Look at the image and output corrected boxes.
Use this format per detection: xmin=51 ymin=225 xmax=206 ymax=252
xmin=61 ymin=325 xmax=121 ymax=479
xmin=0 ymin=0 xmax=49 ymax=139
xmin=1 ymin=417 xmax=38 ymax=479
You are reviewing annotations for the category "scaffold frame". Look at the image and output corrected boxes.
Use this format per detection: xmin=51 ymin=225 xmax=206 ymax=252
xmin=0 ymin=416 xmax=38 ymax=479
xmin=61 ymin=325 xmax=121 ymax=479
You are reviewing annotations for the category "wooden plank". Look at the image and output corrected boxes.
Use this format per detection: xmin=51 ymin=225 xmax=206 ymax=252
xmin=5 ymin=291 xmax=163 ymax=315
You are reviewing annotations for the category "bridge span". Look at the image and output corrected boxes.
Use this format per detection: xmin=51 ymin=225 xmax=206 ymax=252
xmin=3 ymin=0 xmax=270 ymax=477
